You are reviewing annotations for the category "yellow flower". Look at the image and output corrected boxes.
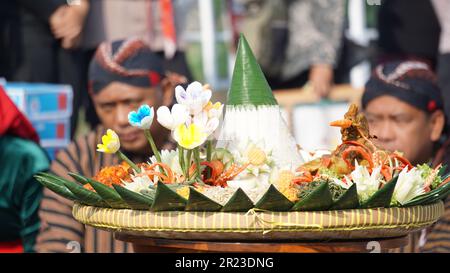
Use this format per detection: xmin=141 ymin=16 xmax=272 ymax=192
xmin=203 ymin=101 xmax=223 ymax=119
xmin=173 ymin=123 xmax=207 ymax=150
xmin=176 ymin=185 xmax=205 ymax=199
xmin=247 ymin=146 xmax=267 ymax=166
xmin=176 ymin=186 xmax=190 ymax=199
xmin=97 ymin=129 xmax=120 ymax=154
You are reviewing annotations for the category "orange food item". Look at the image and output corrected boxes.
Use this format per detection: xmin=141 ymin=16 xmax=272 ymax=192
xmin=133 ymin=162 xmax=175 ymax=184
xmin=84 ymin=164 xmax=132 ymax=190
xmin=341 ymin=145 xmax=374 ymax=170
xmin=329 ymin=119 xmax=353 ymax=129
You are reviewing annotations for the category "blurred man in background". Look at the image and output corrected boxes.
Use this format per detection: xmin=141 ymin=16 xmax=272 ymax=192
xmin=377 ymin=0 xmax=450 ymax=133
xmin=363 ymin=61 xmax=446 ymax=166
xmin=77 ymin=0 xmax=195 ymax=129
xmin=362 ymin=60 xmax=450 ymax=252
xmin=0 ymin=0 xmax=194 ymax=138
xmin=36 ymin=38 xmax=184 ymax=253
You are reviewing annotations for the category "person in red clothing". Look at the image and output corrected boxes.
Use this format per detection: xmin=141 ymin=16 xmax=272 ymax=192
xmin=0 ymin=86 xmax=50 ymax=252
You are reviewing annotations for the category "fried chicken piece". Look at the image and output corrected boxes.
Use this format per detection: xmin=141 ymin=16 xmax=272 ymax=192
xmin=330 ymin=104 xmax=368 ymax=141
xmin=330 ymin=103 xmax=377 ymax=154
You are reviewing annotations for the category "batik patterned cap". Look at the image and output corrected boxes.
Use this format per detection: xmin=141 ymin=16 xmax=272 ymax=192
xmin=363 ymin=60 xmax=443 ymax=113
xmin=89 ymin=38 xmax=164 ymax=94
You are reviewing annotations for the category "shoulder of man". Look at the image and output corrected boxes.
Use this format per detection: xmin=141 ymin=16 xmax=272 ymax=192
xmin=50 ymin=126 xmax=106 ymax=180
xmin=433 ymin=138 xmax=450 ymax=168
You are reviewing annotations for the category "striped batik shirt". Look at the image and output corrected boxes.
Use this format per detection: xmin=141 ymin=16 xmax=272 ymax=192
xmin=422 ymin=197 xmax=450 ymax=252
xmin=35 ymin=126 xmax=174 ymax=253
xmin=421 ymin=139 xmax=450 ymax=252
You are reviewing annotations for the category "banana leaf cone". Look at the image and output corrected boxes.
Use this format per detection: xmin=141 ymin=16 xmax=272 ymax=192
xmin=36 ymin=171 xmax=74 ymax=185
xmin=437 ymin=165 xmax=448 ymax=178
xmin=112 ymin=184 xmax=154 ymax=210
xmin=219 ymin=33 xmax=303 ymax=168
xmin=151 ymin=181 xmax=187 ymax=211
xmin=360 ymin=176 xmax=398 ymax=208
xmin=402 ymin=166 xmax=450 ymax=207
xmin=330 ymin=184 xmax=359 ymax=210
xmin=68 ymin=172 xmax=90 ymax=185
xmin=403 ymin=178 xmax=450 ymax=207
xmin=87 ymin=180 xmax=130 ymax=209
xmin=185 ymin=187 xmax=222 ymax=211
xmin=420 ymin=184 xmax=450 ymax=205
xmin=292 ymin=181 xmax=333 ymax=211
xmin=221 ymin=188 xmax=254 ymax=212
xmin=227 ymin=34 xmax=278 ymax=106
xmin=63 ymin=179 xmax=108 ymax=207
xmin=36 ymin=172 xmax=87 ymax=190
xmin=255 ymin=184 xmax=294 ymax=211
xmin=34 ymin=173 xmax=77 ymax=201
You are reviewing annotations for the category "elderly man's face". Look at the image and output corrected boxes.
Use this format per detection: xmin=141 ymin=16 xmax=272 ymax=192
xmin=364 ymin=95 xmax=445 ymax=165
xmin=92 ymin=82 xmax=173 ymax=154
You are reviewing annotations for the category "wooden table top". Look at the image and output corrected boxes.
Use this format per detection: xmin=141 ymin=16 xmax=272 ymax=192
xmin=115 ymin=233 xmax=408 ymax=253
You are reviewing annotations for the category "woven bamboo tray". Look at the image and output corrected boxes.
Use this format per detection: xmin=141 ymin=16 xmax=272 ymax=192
xmin=72 ymin=201 xmax=444 ymax=241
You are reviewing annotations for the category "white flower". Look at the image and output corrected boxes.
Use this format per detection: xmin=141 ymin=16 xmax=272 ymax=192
xmin=392 ymin=167 xmax=426 ymax=205
xmin=175 ymin=81 xmax=212 ymax=115
xmin=192 ymin=111 xmax=220 ymax=136
xmin=157 ymin=104 xmax=189 ymax=131
xmin=332 ymin=176 xmax=353 ymax=190
xmin=128 ymin=104 xmax=154 ymax=130
xmin=149 ymin=149 xmax=183 ymax=175
xmin=125 ymin=175 xmax=154 ymax=195
xmin=231 ymin=140 xmax=274 ymax=177
xmin=351 ymin=162 xmax=383 ymax=203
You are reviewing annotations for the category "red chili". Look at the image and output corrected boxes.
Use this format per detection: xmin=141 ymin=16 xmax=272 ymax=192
xmin=380 ymin=166 xmax=392 ymax=182
xmin=292 ymin=169 xmax=313 ymax=184
xmin=341 ymin=146 xmax=374 ymax=170
xmin=334 ymin=141 xmax=372 ymax=157
xmin=147 ymin=162 xmax=174 ymax=183
xmin=438 ymin=176 xmax=450 ymax=188
xmin=390 ymin=154 xmax=413 ymax=170
xmin=292 ymin=176 xmax=313 ymax=184
xmin=201 ymin=161 xmax=224 ymax=181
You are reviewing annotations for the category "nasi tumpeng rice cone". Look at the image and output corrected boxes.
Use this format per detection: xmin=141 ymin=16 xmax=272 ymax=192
xmin=217 ymin=34 xmax=303 ymax=169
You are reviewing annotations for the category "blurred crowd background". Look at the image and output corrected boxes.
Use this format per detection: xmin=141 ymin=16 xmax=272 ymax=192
xmin=0 ymin=1 xmax=398 ymax=151
xmin=1 ymin=0 xmax=449 ymax=153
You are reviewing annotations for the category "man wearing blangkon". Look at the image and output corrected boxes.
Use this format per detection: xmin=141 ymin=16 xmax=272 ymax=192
xmin=35 ymin=38 xmax=182 ymax=253
xmin=362 ymin=60 xmax=450 ymax=252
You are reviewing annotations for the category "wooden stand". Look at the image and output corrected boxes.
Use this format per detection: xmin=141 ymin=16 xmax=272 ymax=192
xmin=115 ymin=233 xmax=408 ymax=253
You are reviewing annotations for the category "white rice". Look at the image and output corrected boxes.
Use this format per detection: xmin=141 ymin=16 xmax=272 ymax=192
xmin=216 ymin=105 xmax=303 ymax=168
